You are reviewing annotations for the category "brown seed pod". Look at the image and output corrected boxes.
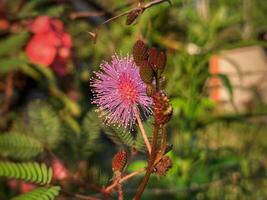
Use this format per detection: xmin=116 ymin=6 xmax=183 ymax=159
xmin=133 ymin=40 xmax=148 ymax=66
xmin=112 ymin=150 xmax=128 ymax=172
xmin=146 ymin=83 xmax=155 ymax=97
xmin=153 ymin=156 xmax=172 ymax=176
xmin=139 ymin=60 xmax=154 ymax=84
xmin=126 ymin=8 xmax=143 ymax=25
xmin=153 ymin=91 xmax=173 ymax=124
xmin=148 ymin=47 xmax=158 ymax=71
xmin=157 ymin=51 xmax=166 ymax=70
xmin=148 ymin=48 xmax=167 ymax=71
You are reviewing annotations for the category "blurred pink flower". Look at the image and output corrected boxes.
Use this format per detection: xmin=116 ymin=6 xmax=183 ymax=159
xmin=8 ymin=180 xmax=36 ymax=193
xmin=91 ymin=55 xmax=152 ymax=128
xmin=20 ymin=182 xmax=36 ymax=193
xmin=52 ymin=159 xmax=69 ymax=180
xmin=26 ymin=16 xmax=72 ymax=76
xmin=30 ymin=16 xmax=51 ymax=34
xmin=26 ymin=34 xmax=57 ymax=66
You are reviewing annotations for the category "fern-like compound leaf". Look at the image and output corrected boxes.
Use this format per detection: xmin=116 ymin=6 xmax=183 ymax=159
xmin=0 ymin=133 xmax=43 ymax=160
xmin=81 ymin=109 xmax=101 ymax=154
xmin=12 ymin=186 xmax=61 ymax=200
xmin=26 ymin=100 xmax=62 ymax=148
xmin=103 ymin=126 xmax=134 ymax=147
xmin=0 ymin=161 xmax=52 ymax=185
xmin=135 ymin=118 xmax=162 ymax=152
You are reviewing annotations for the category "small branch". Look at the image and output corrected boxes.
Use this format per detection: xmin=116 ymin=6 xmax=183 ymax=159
xmin=159 ymin=125 xmax=167 ymax=156
xmin=61 ymin=189 xmax=101 ymax=200
xmin=87 ymin=0 xmax=171 ymax=42
xmin=117 ymin=182 xmax=124 ymax=200
xmin=133 ymin=123 xmax=160 ymax=200
xmin=105 ymin=168 xmax=146 ymax=193
xmin=101 ymin=0 xmax=170 ymax=26
xmin=69 ymin=11 xmax=104 ymax=20
xmin=134 ymin=107 xmax=151 ymax=155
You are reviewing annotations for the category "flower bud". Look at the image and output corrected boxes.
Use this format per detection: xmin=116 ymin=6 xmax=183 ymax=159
xmin=133 ymin=40 xmax=148 ymax=66
xmin=153 ymin=91 xmax=173 ymax=124
xmin=112 ymin=150 xmax=127 ymax=173
xmin=146 ymin=83 xmax=155 ymax=97
xmin=153 ymin=156 xmax=172 ymax=176
xmin=126 ymin=9 xmax=143 ymax=25
xmin=139 ymin=60 xmax=154 ymax=84
xmin=148 ymin=47 xmax=166 ymax=71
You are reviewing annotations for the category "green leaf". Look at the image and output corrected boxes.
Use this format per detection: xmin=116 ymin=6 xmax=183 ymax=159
xmin=0 ymin=161 xmax=52 ymax=185
xmin=217 ymin=73 xmax=233 ymax=97
xmin=0 ymin=58 xmax=26 ymax=73
xmin=25 ymin=100 xmax=62 ymax=148
xmin=103 ymin=126 xmax=134 ymax=147
xmin=0 ymin=133 xmax=43 ymax=160
xmin=135 ymin=117 xmax=164 ymax=153
xmin=20 ymin=64 xmax=41 ymax=80
xmin=81 ymin=110 xmax=101 ymax=152
xmin=127 ymin=161 xmax=146 ymax=172
xmin=135 ymin=118 xmax=155 ymax=152
xmin=18 ymin=1 xmax=42 ymax=18
xmin=12 ymin=186 xmax=60 ymax=200
xmin=45 ymin=5 xmax=65 ymax=17
xmin=0 ymin=32 xmax=29 ymax=56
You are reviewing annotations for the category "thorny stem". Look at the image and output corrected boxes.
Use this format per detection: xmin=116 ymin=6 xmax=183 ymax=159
xmin=133 ymin=123 xmax=160 ymax=200
xmin=159 ymin=125 xmax=167 ymax=157
xmin=105 ymin=168 xmax=146 ymax=193
xmin=117 ymin=182 xmax=124 ymax=200
xmin=85 ymin=0 xmax=171 ymax=42
xmin=100 ymin=0 xmax=171 ymax=26
xmin=133 ymin=66 xmax=164 ymax=199
xmin=134 ymin=107 xmax=152 ymax=155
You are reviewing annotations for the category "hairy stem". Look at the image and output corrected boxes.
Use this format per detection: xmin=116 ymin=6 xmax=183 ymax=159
xmin=105 ymin=168 xmax=146 ymax=193
xmin=159 ymin=125 xmax=167 ymax=156
xmin=133 ymin=123 xmax=160 ymax=200
xmin=117 ymin=182 xmax=124 ymax=200
xmin=100 ymin=0 xmax=170 ymax=26
xmin=134 ymin=107 xmax=152 ymax=155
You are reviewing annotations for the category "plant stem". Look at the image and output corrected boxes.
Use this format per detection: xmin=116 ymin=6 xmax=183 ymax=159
xmin=105 ymin=168 xmax=146 ymax=193
xmin=134 ymin=107 xmax=152 ymax=155
xmin=100 ymin=0 xmax=170 ymax=26
xmin=117 ymin=182 xmax=124 ymax=200
xmin=159 ymin=125 xmax=167 ymax=156
xmin=133 ymin=123 xmax=160 ymax=200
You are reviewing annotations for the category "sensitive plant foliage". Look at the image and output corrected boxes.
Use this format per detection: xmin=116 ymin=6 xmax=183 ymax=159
xmin=12 ymin=186 xmax=61 ymax=200
xmin=91 ymin=55 xmax=152 ymax=128
xmin=0 ymin=161 xmax=53 ymax=185
xmin=92 ymin=40 xmax=172 ymax=199
xmin=26 ymin=16 xmax=72 ymax=76
xmin=1 ymin=0 xmax=267 ymax=200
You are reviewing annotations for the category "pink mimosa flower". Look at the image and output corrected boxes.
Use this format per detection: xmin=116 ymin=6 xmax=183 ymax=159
xmin=26 ymin=34 xmax=57 ymax=66
xmin=91 ymin=55 xmax=152 ymax=128
xmin=8 ymin=180 xmax=36 ymax=193
xmin=20 ymin=182 xmax=36 ymax=193
xmin=30 ymin=16 xmax=51 ymax=34
xmin=52 ymin=159 xmax=69 ymax=180
xmin=26 ymin=16 xmax=72 ymax=76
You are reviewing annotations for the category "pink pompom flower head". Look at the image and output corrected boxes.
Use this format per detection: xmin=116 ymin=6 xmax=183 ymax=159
xmin=91 ymin=55 xmax=152 ymax=129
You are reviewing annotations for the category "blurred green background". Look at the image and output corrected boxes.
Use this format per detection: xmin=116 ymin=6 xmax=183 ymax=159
xmin=0 ymin=0 xmax=267 ymax=199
